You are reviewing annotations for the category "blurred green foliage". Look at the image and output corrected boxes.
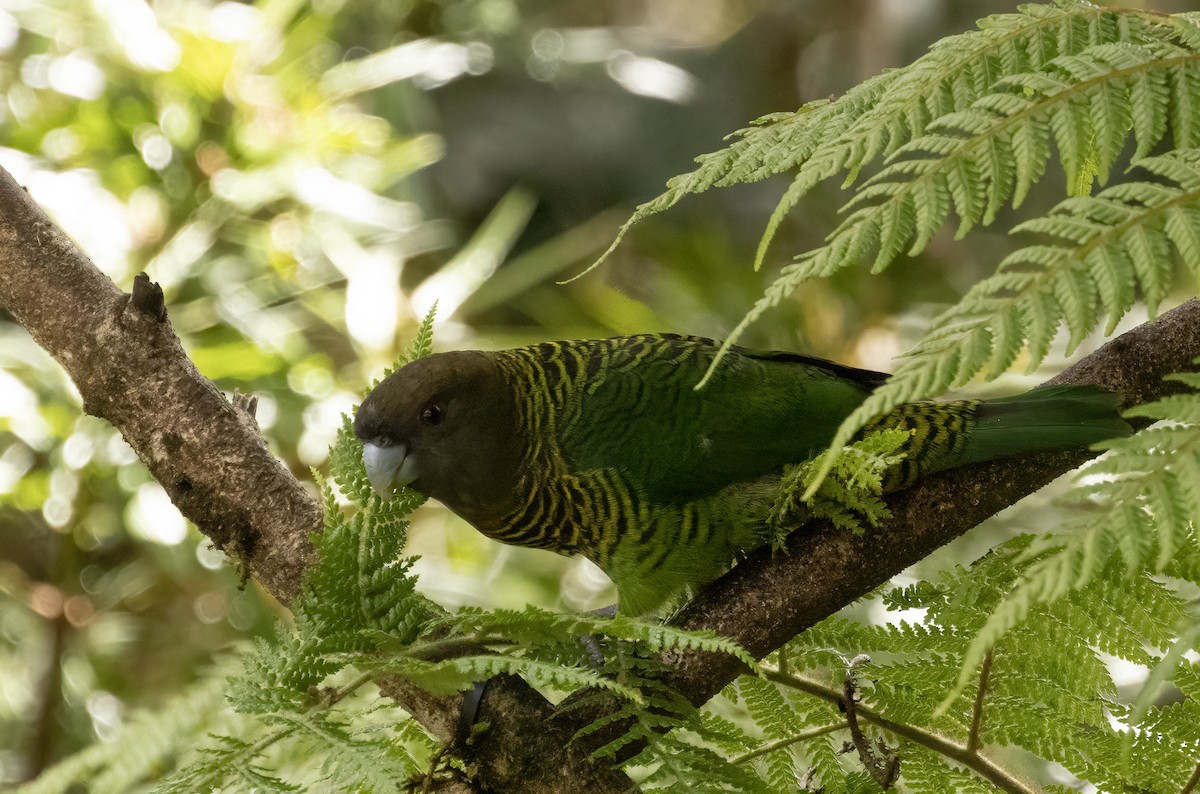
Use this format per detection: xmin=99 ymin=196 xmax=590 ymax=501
xmin=4 ymin=0 xmax=1194 ymax=787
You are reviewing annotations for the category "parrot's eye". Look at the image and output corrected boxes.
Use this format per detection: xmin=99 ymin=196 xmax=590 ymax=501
xmin=421 ymin=404 xmax=444 ymax=426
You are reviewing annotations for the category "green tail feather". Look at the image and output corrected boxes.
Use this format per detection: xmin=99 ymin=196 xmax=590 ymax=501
xmin=872 ymin=385 xmax=1130 ymax=490
xmin=959 ymin=385 xmax=1131 ymax=466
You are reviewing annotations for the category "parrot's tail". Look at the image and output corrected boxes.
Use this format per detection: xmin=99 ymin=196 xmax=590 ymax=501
xmin=871 ymin=384 xmax=1130 ymax=491
xmin=961 ymin=384 xmax=1131 ymax=465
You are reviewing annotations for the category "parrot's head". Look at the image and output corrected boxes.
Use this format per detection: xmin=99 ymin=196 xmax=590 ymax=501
xmin=354 ymin=351 xmax=521 ymax=522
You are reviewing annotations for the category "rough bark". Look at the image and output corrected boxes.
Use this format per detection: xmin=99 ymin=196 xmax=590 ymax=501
xmin=0 ymin=173 xmax=318 ymax=602
xmin=2 ymin=161 xmax=1198 ymax=790
xmin=0 ymin=165 xmax=631 ymax=793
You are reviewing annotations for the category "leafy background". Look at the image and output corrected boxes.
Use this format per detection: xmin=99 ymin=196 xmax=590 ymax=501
xmin=1 ymin=0 xmax=1198 ymax=790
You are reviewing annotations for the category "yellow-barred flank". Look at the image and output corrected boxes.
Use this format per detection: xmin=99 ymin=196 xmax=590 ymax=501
xmin=863 ymin=400 xmax=980 ymax=492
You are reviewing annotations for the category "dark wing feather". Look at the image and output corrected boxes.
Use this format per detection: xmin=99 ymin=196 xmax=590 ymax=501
xmin=729 ymin=344 xmax=889 ymax=390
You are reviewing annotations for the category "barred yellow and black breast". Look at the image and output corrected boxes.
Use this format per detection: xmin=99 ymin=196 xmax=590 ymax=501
xmin=488 ymin=340 xmax=637 ymax=561
xmin=487 ymin=337 xmax=739 ymax=560
xmin=484 ymin=337 xmax=781 ymax=613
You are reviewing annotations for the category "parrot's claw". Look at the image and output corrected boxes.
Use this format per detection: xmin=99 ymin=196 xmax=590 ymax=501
xmin=455 ymin=679 xmax=489 ymax=750
xmin=579 ymin=603 xmax=618 ymax=668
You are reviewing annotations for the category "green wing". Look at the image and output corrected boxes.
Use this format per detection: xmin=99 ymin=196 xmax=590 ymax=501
xmin=558 ymin=334 xmax=883 ymax=504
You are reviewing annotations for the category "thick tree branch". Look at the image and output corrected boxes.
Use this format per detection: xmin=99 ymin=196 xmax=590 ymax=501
xmin=0 ymin=173 xmax=317 ymax=602
xmin=0 ymin=166 xmax=629 ymax=793
xmin=4 ymin=161 xmax=1199 ymax=790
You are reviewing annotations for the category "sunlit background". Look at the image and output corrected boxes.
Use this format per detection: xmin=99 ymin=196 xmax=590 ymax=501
xmin=1 ymin=0 xmax=1195 ymax=786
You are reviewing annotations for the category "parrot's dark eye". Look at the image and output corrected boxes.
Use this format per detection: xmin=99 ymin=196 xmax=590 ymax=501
xmin=421 ymin=404 xmax=444 ymax=426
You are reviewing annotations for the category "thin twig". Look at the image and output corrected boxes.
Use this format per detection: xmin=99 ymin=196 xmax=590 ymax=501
xmin=764 ymin=668 xmax=1041 ymax=794
xmin=1181 ymin=761 xmax=1200 ymax=794
xmin=184 ymin=724 xmax=300 ymax=789
xmin=967 ymin=649 xmax=994 ymax=755
xmin=842 ymin=668 xmax=900 ymax=789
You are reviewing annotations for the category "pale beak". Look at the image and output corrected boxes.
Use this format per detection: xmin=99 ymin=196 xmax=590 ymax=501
xmin=362 ymin=442 xmax=419 ymax=500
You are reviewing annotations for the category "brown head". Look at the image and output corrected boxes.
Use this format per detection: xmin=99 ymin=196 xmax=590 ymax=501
xmin=354 ymin=351 xmax=523 ymax=527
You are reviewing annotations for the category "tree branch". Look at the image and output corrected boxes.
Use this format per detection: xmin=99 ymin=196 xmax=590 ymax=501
xmin=4 ymin=161 xmax=1199 ymax=790
xmin=0 ymin=171 xmax=317 ymax=602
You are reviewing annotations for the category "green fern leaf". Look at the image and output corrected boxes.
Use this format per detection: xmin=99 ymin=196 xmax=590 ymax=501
xmin=594 ymin=1 xmax=1179 ymax=279
xmin=943 ymin=376 xmax=1200 ymax=712
xmin=803 ymin=150 xmax=1200 ymax=493
xmin=14 ymin=674 xmax=231 ymax=794
xmin=155 ymin=732 xmax=302 ymax=794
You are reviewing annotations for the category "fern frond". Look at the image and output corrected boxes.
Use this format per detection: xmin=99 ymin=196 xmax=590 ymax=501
xmin=231 ymin=467 xmax=428 ymax=716
xmin=1126 ymin=616 xmax=1200 ymax=735
xmin=437 ymin=604 xmax=757 ymax=669
xmin=899 ymin=749 xmax=996 ymax=794
xmin=792 ymin=36 xmax=1196 ymax=285
xmin=403 ymin=302 xmax=437 ymax=365
xmin=635 ymin=734 xmax=777 ymax=793
xmin=628 ymin=620 xmax=758 ymax=669
xmin=1063 ymin=693 xmax=1200 ymax=794
xmin=754 ymin=0 xmax=1160 ymax=270
xmin=15 ymin=674 xmax=230 ymax=794
xmin=173 ymin=676 xmax=433 ymax=793
xmin=943 ymin=377 xmax=1200 ymax=710
xmin=573 ymin=684 xmax=697 ymax=758
xmin=732 ymin=531 xmax=1200 ymax=792
xmin=261 ymin=709 xmax=421 ymax=792
xmin=769 ymin=429 xmax=910 ymax=538
xmin=385 ymin=653 xmax=644 ymax=702
xmin=155 ymin=732 xmax=301 ymax=794
xmin=701 ymin=21 xmax=1200 ymax=396
xmin=737 ymin=674 xmax=817 ymax=744
xmin=597 ymin=1 xmax=1180 ymax=280
xmin=804 ymin=150 xmax=1200 ymax=491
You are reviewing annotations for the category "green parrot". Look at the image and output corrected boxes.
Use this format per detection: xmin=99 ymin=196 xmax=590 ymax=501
xmin=354 ymin=334 xmax=1128 ymax=615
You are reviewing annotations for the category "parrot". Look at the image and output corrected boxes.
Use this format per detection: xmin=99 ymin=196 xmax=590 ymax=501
xmin=353 ymin=333 xmax=1129 ymax=615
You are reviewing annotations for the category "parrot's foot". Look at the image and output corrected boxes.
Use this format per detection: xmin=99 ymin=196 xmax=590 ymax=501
xmin=579 ymin=603 xmax=618 ymax=667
